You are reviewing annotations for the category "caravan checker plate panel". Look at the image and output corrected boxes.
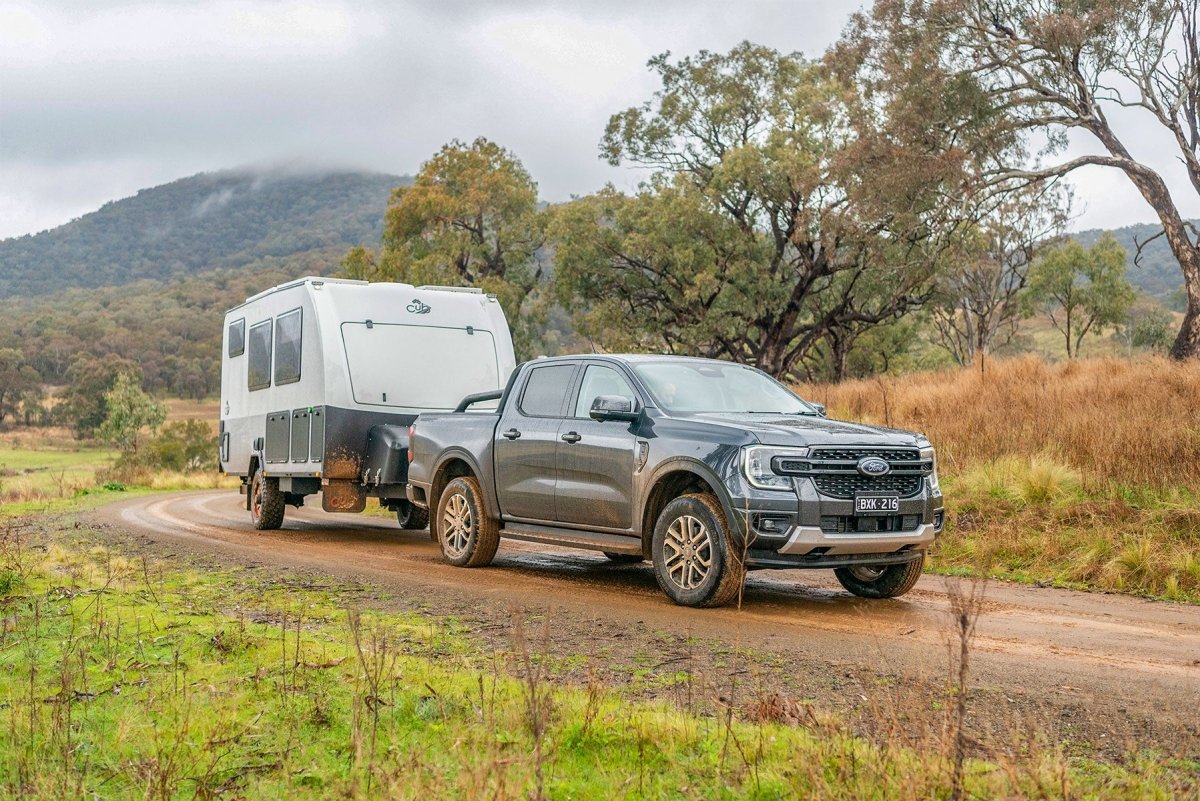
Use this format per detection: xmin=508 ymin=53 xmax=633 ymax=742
xmin=341 ymin=323 xmax=503 ymax=411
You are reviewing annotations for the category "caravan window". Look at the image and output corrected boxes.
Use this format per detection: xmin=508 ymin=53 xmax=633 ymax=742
xmin=228 ymin=318 xmax=245 ymax=357
xmin=274 ymin=308 xmax=302 ymax=385
xmin=247 ymin=320 xmax=273 ymax=391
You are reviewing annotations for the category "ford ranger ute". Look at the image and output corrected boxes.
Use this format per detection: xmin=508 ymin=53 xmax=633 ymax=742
xmin=406 ymin=355 xmax=944 ymax=607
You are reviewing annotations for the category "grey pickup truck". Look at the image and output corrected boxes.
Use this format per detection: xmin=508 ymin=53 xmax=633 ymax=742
xmin=406 ymin=355 xmax=944 ymax=607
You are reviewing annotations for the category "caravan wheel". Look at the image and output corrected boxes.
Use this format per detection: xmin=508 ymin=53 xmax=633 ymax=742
xmin=395 ymin=500 xmax=430 ymax=531
xmin=250 ymin=467 xmax=285 ymax=530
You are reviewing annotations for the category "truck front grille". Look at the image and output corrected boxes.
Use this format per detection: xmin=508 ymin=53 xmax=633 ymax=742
xmin=812 ymin=473 xmax=923 ymax=499
xmin=774 ymin=446 xmax=930 ymax=500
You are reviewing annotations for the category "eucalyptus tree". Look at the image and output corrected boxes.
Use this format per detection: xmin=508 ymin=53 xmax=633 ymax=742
xmin=353 ymin=137 xmax=545 ymax=354
xmin=843 ymin=0 xmax=1200 ymax=359
xmin=551 ymin=43 xmax=984 ymax=381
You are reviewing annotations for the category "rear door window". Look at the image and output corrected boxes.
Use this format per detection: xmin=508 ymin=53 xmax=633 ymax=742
xmin=519 ymin=364 xmax=577 ymax=417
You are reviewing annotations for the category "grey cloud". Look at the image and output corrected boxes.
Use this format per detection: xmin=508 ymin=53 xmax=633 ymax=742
xmin=0 ymin=0 xmax=1195 ymax=240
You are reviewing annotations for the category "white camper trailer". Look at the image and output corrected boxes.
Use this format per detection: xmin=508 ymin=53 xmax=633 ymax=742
xmin=219 ymin=277 xmax=516 ymax=529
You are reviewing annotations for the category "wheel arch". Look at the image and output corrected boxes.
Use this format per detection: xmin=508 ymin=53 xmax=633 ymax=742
xmin=244 ymin=454 xmax=262 ymax=510
xmin=639 ymin=459 xmax=740 ymax=555
xmin=429 ymin=449 xmax=494 ymax=535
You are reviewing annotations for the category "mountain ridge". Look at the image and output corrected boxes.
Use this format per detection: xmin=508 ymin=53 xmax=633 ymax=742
xmin=0 ymin=167 xmax=409 ymax=299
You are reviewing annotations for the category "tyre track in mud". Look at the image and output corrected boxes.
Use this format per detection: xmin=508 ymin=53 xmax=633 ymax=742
xmin=95 ymin=490 xmax=1200 ymax=758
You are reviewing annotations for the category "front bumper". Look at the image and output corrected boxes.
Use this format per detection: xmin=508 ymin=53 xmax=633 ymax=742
xmin=728 ymin=474 xmax=943 ymax=569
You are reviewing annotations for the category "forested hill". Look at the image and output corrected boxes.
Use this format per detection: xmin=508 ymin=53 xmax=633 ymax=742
xmin=0 ymin=168 xmax=408 ymax=298
xmin=1073 ymin=220 xmax=1197 ymax=306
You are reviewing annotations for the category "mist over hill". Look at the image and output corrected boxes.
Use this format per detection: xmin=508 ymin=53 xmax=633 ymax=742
xmin=0 ymin=168 xmax=408 ymax=298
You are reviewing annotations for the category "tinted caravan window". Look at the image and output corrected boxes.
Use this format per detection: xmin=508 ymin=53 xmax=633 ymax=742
xmin=274 ymin=308 xmax=302 ymax=385
xmin=247 ymin=320 xmax=273 ymax=391
xmin=228 ymin=318 xmax=245 ymax=357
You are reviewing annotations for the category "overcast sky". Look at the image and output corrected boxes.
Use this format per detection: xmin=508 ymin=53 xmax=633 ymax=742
xmin=1 ymin=0 xmax=1197 ymax=240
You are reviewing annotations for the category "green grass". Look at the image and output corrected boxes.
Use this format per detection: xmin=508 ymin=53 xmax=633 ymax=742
xmin=0 ymin=440 xmax=117 ymax=504
xmin=930 ymin=459 xmax=1200 ymax=603
xmin=0 ymin=516 xmax=1194 ymax=800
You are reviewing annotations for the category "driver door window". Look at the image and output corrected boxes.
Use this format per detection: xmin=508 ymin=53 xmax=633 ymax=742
xmin=573 ymin=365 xmax=636 ymax=418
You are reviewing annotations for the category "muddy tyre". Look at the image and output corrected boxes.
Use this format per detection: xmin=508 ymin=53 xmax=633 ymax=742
xmin=436 ymin=476 xmax=500 ymax=567
xmin=395 ymin=500 xmax=429 ymax=531
xmin=250 ymin=467 xmax=285 ymax=530
xmin=603 ymin=552 xmax=643 ymax=564
xmin=651 ymin=493 xmax=745 ymax=608
xmin=834 ymin=555 xmax=924 ymax=599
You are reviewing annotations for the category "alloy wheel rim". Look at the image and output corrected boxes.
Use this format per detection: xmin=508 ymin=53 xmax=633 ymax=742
xmin=442 ymin=493 xmax=473 ymax=558
xmin=664 ymin=514 xmax=713 ymax=590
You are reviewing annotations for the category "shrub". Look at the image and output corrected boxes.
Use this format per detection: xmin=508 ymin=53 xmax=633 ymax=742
xmin=146 ymin=419 xmax=217 ymax=472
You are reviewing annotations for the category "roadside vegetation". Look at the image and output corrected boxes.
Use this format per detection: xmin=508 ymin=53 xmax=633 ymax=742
xmin=801 ymin=356 xmax=1200 ymax=602
xmin=1 ymin=515 xmax=1193 ymax=800
xmin=0 ymin=395 xmax=229 ymax=518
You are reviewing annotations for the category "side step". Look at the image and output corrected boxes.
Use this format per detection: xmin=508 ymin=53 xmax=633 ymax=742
xmin=500 ymin=523 xmax=642 ymax=556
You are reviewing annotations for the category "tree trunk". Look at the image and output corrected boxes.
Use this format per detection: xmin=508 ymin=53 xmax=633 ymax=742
xmin=1170 ymin=246 xmax=1200 ymax=360
xmin=1088 ymin=125 xmax=1200 ymax=359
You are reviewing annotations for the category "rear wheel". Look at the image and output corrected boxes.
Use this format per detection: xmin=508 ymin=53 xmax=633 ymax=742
xmin=602 ymin=552 xmax=644 ymax=564
xmin=436 ymin=476 xmax=500 ymax=567
xmin=395 ymin=500 xmax=430 ymax=531
xmin=834 ymin=555 xmax=925 ymax=599
xmin=249 ymin=467 xmax=285 ymax=530
xmin=651 ymin=493 xmax=745 ymax=608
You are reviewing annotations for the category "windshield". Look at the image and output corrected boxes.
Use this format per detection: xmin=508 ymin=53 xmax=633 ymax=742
xmin=632 ymin=361 xmax=817 ymax=415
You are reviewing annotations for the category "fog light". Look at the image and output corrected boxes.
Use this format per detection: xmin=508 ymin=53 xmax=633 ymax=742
xmin=752 ymin=514 xmax=789 ymax=536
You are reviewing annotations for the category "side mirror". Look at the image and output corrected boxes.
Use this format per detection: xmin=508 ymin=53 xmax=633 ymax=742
xmin=811 ymin=403 xmax=827 ymax=417
xmin=589 ymin=395 xmax=642 ymax=422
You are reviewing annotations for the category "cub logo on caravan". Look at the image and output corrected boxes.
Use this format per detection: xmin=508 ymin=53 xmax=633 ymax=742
xmin=407 ymin=299 xmax=432 ymax=314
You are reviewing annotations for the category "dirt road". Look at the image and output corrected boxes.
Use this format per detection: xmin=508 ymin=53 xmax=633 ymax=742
xmin=96 ymin=490 xmax=1199 ymax=760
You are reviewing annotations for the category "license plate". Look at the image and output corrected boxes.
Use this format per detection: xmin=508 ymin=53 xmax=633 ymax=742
xmin=855 ymin=495 xmax=899 ymax=515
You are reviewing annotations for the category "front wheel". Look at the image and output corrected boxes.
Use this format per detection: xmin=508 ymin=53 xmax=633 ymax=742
xmin=834 ymin=555 xmax=925 ymax=599
xmin=249 ymin=467 xmax=285 ymax=530
xmin=436 ymin=476 xmax=500 ymax=567
xmin=651 ymin=493 xmax=745 ymax=608
xmin=395 ymin=500 xmax=430 ymax=531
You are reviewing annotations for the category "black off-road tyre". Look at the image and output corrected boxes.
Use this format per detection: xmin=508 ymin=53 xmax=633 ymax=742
xmin=651 ymin=493 xmax=745 ymax=608
xmin=436 ymin=476 xmax=500 ymax=567
xmin=250 ymin=467 xmax=285 ymax=530
xmin=395 ymin=500 xmax=430 ymax=531
xmin=602 ymin=552 xmax=644 ymax=564
xmin=834 ymin=554 xmax=925 ymax=599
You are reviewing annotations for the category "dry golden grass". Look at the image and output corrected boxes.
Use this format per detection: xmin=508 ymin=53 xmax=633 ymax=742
xmin=798 ymin=357 xmax=1200 ymax=601
xmin=165 ymin=397 xmax=220 ymax=429
xmin=799 ymin=355 xmax=1200 ymax=491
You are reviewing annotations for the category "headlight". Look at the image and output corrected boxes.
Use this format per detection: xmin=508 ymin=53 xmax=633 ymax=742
xmin=920 ymin=445 xmax=939 ymax=493
xmin=743 ymin=446 xmax=808 ymax=491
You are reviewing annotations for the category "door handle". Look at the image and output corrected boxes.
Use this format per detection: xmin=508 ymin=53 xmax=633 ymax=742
xmin=561 ymin=431 xmax=582 ymax=443
xmin=502 ymin=428 xmax=522 ymax=440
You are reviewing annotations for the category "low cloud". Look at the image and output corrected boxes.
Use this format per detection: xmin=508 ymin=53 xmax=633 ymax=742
xmin=0 ymin=0 xmax=1195 ymax=239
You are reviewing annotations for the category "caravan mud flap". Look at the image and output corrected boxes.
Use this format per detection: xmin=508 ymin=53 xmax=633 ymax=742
xmin=322 ymin=479 xmax=366 ymax=513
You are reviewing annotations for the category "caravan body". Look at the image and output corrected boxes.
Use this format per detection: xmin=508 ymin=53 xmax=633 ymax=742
xmin=219 ymin=276 xmax=515 ymax=522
